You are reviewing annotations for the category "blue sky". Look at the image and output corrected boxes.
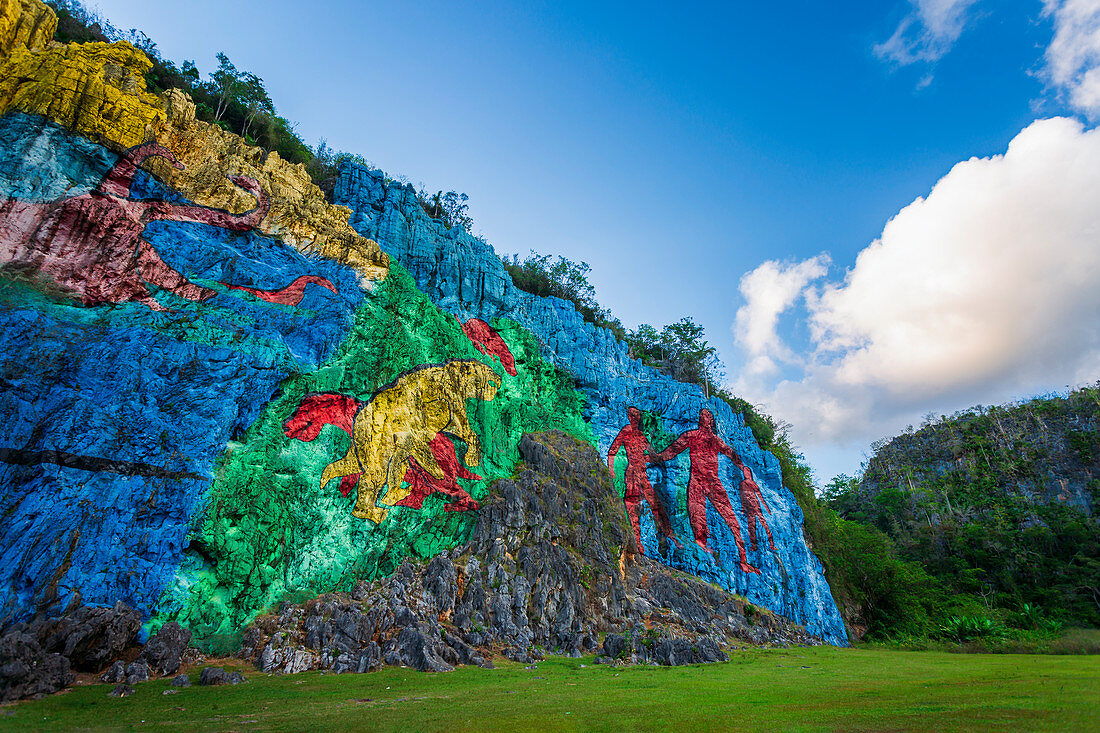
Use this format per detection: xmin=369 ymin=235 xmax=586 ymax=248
xmin=90 ymin=0 xmax=1100 ymax=484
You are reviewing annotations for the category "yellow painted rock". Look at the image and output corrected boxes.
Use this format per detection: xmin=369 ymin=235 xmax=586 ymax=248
xmin=319 ymin=361 xmax=501 ymax=524
xmin=0 ymin=0 xmax=55 ymax=55
xmin=0 ymin=0 xmax=388 ymax=280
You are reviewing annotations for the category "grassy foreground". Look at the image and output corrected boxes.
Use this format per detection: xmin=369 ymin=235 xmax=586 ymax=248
xmin=1 ymin=646 xmax=1097 ymax=732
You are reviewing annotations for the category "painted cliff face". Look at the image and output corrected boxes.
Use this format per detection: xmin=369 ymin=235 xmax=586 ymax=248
xmin=0 ymin=115 xmax=372 ymax=628
xmin=607 ymin=406 xmax=676 ymax=555
xmin=335 ymin=164 xmax=850 ymax=645
xmin=0 ymin=141 xmax=336 ymax=310
xmin=285 ymin=360 xmax=501 ymax=523
xmin=0 ymin=0 xmax=846 ymax=650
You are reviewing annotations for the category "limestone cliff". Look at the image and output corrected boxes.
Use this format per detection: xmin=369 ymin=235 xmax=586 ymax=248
xmin=333 ymin=164 xmax=848 ymax=643
xmin=243 ymin=432 xmax=819 ymax=675
xmin=0 ymin=0 xmax=848 ymax=661
xmin=0 ymin=0 xmax=387 ymax=278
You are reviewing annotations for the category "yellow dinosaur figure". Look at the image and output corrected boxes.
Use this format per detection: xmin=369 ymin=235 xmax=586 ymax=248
xmin=319 ymin=360 xmax=500 ymax=523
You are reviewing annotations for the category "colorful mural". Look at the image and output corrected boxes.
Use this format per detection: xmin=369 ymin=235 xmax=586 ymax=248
xmin=607 ymin=407 xmax=678 ymax=554
xmin=457 ymin=316 xmax=518 ymax=376
xmin=649 ymin=409 xmax=759 ymax=575
xmin=0 ymin=140 xmax=341 ymax=310
xmin=394 ymin=433 xmax=482 ymax=513
xmin=0 ymin=0 xmax=848 ymax=649
xmin=285 ymin=360 xmax=500 ymax=522
xmin=1 ymin=142 xmax=258 ymax=309
xmin=0 ymin=112 xmax=370 ymax=629
xmin=0 ymin=8 xmax=390 ymax=280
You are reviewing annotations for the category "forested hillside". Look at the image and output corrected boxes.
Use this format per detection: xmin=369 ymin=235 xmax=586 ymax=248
xmin=827 ymin=385 xmax=1100 ymax=627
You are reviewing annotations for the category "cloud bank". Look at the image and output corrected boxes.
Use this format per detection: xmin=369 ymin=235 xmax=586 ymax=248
xmin=732 ymin=118 xmax=1100 ymax=451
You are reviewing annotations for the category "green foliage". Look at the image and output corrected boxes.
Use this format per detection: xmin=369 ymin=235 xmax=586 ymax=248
xmin=721 ymin=412 xmax=957 ymax=640
xmin=828 ymin=384 xmax=1100 ymax=629
xmin=938 ymin=615 xmax=1002 ymax=643
xmin=713 ymin=390 xmax=777 ymax=448
xmin=304 ymin=140 xmax=373 ymax=199
xmin=45 ymin=0 xmax=109 ymax=44
xmin=500 ymin=251 xmax=627 ymax=340
xmin=418 ymin=190 xmax=473 ymax=232
xmin=626 ymin=318 xmax=721 ymax=391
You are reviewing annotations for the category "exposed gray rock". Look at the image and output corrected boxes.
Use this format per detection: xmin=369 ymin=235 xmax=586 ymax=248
xmin=138 ymin=622 xmax=191 ymax=676
xmin=198 ymin=667 xmax=227 ymax=685
xmin=108 ymin=683 xmax=134 ymax=697
xmin=0 ymin=629 xmax=74 ymax=701
xmin=100 ymin=660 xmax=125 ymax=684
xmin=197 ymin=666 xmax=247 ymax=685
xmin=32 ymin=601 xmax=140 ymax=672
xmin=124 ymin=660 xmax=149 ymax=684
xmin=170 ymin=674 xmax=190 ymax=687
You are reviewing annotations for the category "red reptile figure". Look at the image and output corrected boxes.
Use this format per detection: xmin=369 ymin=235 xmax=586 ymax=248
xmin=0 ymin=141 xmax=334 ymax=309
xmin=457 ymin=316 xmax=517 ymax=376
xmin=607 ymin=407 xmax=679 ymax=554
xmin=650 ymin=409 xmax=759 ymax=574
xmin=738 ymin=465 xmax=776 ymax=553
xmin=394 ymin=433 xmax=482 ymax=513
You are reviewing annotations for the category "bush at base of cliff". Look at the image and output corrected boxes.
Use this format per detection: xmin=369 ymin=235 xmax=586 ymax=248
xmin=752 ymin=428 xmax=960 ymax=640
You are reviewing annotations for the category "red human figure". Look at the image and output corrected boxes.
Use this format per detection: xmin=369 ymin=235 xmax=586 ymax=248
xmin=394 ymin=433 xmax=482 ymax=512
xmin=457 ymin=316 xmax=517 ymax=376
xmin=607 ymin=407 xmax=679 ymax=554
xmin=650 ymin=409 xmax=759 ymax=574
xmin=1 ymin=141 xmax=336 ymax=309
xmin=738 ymin=465 xmax=777 ymax=553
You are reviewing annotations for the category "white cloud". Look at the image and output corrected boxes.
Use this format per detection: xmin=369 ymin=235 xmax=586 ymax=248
xmin=732 ymin=118 xmax=1100 ymax=456
xmin=1043 ymin=0 xmax=1100 ymax=116
xmin=875 ymin=0 xmax=981 ymax=65
xmin=733 ymin=255 xmax=830 ymax=376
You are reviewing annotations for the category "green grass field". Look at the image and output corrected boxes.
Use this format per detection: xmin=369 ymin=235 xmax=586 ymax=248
xmin=2 ymin=646 xmax=1097 ymax=731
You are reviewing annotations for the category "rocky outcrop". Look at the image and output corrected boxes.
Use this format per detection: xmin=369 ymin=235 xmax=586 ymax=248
xmin=0 ymin=602 xmax=203 ymax=700
xmin=239 ymin=432 xmax=819 ymax=674
xmin=0 ymin=0 xmax=847 ymax=664
xmin=0 ymin=601 xmax=138 ymax=700
xmin=0 ymin=627 xmax=72 ymax=701
xmin=0 ymin=0 xmax=55 ymax=55
xmin=32 ymin=601 xmax=141 ymax=672
xmin=138 ymin=621 xmax=192 ymax=676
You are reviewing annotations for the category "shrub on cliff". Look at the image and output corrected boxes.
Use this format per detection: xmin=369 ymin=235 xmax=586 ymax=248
xmin=500 ymin=251 xmax=627 ymax=341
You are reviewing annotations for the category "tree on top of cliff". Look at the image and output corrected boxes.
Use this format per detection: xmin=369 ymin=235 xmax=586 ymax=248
xmin=419 ymin=190 xmax=473 ymax=233
xmin=626 ymin=317 xmax=720 ymax=392
xmin=209 ymin=53 xmax=242 ymax=122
